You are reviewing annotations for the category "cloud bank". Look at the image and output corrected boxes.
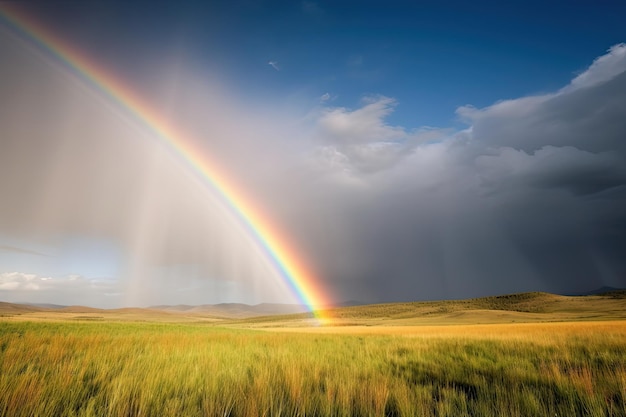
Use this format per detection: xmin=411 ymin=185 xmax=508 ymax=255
xmin=284 ymin=44 xmax=626 ymax=302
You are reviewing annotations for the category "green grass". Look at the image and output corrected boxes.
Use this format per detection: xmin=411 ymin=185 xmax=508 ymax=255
xmin=1 ymin=320 xmax=625 ymax=416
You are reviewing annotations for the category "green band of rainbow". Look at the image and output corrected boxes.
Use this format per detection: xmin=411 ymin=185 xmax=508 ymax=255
xmin=0 ymin=5 xmax=330 ymax=320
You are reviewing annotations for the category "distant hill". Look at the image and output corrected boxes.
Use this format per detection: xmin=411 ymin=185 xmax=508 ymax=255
xmin=0 ymin=301 xmax=45 ymax=314
xmin=1 ymin=301 xmax=311 ymax=319
xmin=22 ymin=303 xmax=67 ymax=309
xmin=150 ymin=302 xmax=310 ymax=318
xmin=566 ymin=286 xmax=626 ymax=296
xmin=58 ymin=306 xmax=107 ymax=313
xmin=3 ymin=291 xmax=625 ymax=325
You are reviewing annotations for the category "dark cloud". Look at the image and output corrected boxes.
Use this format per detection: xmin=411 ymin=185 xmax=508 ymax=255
xmin=475 ymin=146 xmax=626 ymax=196
xmin=294 ymin=44 xmax=626 ymax=301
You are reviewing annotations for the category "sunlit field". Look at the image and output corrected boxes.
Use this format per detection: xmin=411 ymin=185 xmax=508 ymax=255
xmin=1 ymin=318 xmax=625 ymax=416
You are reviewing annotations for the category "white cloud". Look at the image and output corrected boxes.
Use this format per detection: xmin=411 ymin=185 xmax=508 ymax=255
xmin=565 ymin=43 xmax=626 ymax=92
xmin=320 ymin=92 xmax=331 ymax=102
xmin=268 ymin=61 xmax=280 ymax=71
xmin=458 ymin=43 xmax=626 ymax=127
xmin=456 ymin=95 xmax=547 ymax=123
xmin=314 ymin=96 xmax=448 ymax=173
xmin=0 ymin=271 xmax=122 ymax=306
xmin=456 ymin=43 xmax=626 ymax=154
xmin=318 ymin=96 xmax=403 ymax=144
xmin=0 ymin=272 xmax=47 ymax=291
xmin=0 ymin=271 xmax=116 ymax=292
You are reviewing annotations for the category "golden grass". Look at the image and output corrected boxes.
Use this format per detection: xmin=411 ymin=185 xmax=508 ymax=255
xmin=0 ymin=319 xmax=625 ymax=416
xmin=262 ymin=320 xmax=626 ymax=338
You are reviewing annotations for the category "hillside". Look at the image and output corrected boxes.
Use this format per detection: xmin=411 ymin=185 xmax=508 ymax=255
xmin=0 ymin=301 xmax=45 ymax=315
xmin=1 ymin=291 xmax=625 ymax=325
xmin=230 ymin=291 xmax=626 ymax=328
xmin=151 ymin=303 xmax=309 ymax=318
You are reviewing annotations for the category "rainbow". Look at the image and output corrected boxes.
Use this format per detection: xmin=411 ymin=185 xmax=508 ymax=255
xmin=0 ymin=5 xmax=331 ymax=321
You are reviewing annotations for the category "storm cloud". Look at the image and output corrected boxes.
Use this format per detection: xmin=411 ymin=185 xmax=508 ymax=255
xmin=292 ymin=44 xmax=626 ymax=302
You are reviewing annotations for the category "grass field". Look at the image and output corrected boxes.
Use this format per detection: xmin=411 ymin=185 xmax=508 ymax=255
xmin=1 ymin=315 xmax=625 ymax=416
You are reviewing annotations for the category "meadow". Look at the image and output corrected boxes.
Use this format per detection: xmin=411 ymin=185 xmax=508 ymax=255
xmin=1 ymin=317 xmax=625 ymax=416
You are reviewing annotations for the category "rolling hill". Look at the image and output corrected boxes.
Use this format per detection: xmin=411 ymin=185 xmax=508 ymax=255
xmin=1 ymin=291 xmax=625 ymax=325
xmin=228 ymin=291 xmax=626 ymax=327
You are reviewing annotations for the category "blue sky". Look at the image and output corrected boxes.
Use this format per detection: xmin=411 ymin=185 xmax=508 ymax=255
xmin=1 ymin=1 xmax=625 ymax=307
xmin=28 ymin=1 xmax=626 ymax=127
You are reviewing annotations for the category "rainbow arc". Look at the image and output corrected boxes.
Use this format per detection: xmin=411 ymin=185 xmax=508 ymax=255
xmin=0 ymin=5 xmax=331 ymax=321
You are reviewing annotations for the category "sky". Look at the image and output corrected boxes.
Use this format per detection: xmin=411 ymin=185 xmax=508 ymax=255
xmin=0 ymin=0 xmax=625 ymax=308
